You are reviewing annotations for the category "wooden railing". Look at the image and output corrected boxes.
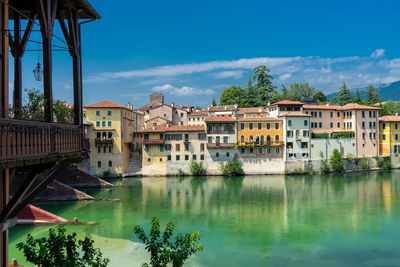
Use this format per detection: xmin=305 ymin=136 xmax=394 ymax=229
xmin=0 ymin=119 xmax=82 ymax=161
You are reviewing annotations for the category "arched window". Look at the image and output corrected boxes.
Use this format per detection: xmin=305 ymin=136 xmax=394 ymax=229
xmin=261 ymin=135 xmax=264 ymax=144
xmin=240 ymin=135 xmax=245 ymax=143
xmin=255 ymin=135 xmax=260 ymax=144
xmin=108 ymin=161 xmax=112 ymax=167
xmin=267 ymin=135 xmax=271 ymax=144
xmin=275 ymin=135 xmax=279 ymax=142
xmin=249 ymin=135 xmax=253 ymax=143
xmin=97 ymin=161 xmax=101 ymax=168
xmin=108 ymin=132 xmax=113 ymax=138
xmin=296 ymin=130 xmax=300 ymax=139
xmin=102 ymin=132 xmax=107 ymax=138
xmin=96 ymin=132 xmax=101 ymax=138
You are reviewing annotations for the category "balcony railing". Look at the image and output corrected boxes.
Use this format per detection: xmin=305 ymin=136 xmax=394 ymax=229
xmin=0 ymin=118 xmax=82 ymax=161
xmin=240 ymin=141 xmax=284 ymax=147
xmin=143 ymin=139 xmax=165 ymax=145
xmin=207 ymin=142 xmax=235 ymax=148
xmin=207 ymin=130 xmax=235 ymax=134
xmin=95 ymin=138 xmax=113 ymax=145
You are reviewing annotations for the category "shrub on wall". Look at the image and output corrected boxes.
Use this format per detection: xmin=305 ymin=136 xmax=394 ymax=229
xmin=332 ymin=131 xmax=355 ymax=138
xmin=219 ymin=159 xmax=244 ymax=176
xmin=376 ymin=156 xmax=392 ymax=170
xmin=176 ymin=168 xmax=186 ymax=176
xmin=320 ymin=160 xmax=330 ymax=173
xmin=189 ymin=160 xmax=205 ymax=176
xmin=359 ymin=156 xmax=370 ymax=169
xmin=103 ymin=169 xmax=111 ymax=178
xmin=330 ymin=148 xmax=344 ymax=171
xmin=345 ymin=153 xmax=355 ymax=160
xmin=311 ymin=133 xmax=329 ymax=139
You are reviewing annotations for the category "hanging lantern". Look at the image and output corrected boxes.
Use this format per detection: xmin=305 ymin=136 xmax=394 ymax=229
xmin=33 ymin=63 xmax=42 ymax=81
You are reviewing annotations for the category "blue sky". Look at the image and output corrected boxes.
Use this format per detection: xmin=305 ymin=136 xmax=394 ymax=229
xmin=9 ymin=0 xmax=400 ymax=108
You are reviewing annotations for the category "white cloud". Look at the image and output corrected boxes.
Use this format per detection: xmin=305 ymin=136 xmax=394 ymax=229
xmin=214 ymin=70 xmax=244 ymax=79
xmin=370 ymin=49 xmax=385 ymax=58
xmin=279 ymin=73 xmax=292 ymax=80
xmin=152 ymin=84 xmax=214 ymax=96
xmin=63 ymin=84 xmax=72 ymax=89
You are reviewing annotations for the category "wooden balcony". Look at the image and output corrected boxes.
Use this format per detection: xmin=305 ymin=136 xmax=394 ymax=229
xmin=0 ymin=119 xmax=83 ymax=167
xmin=207 ymin=142 xmax=235 ymax=148
xmin=143 ymin=139 xmax=165 ymax=145
xmin=95 ymin=138 xmax=113 ymax=145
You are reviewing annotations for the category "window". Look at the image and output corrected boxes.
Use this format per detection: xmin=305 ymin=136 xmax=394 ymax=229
xmin=249 ymin=123 xmax=253 ymax=130
xmin=159 ymin=145 xmax=164 ymax=152
xmin=185 ymin=155 xmax=189 ymax=161
xmin=97 ymin=146 xmax=101 ymax=153
xmin=200 ymin=143 xmax=205 ymax=151
xmin=369 ymin=132 xmax=372 ymax=139
xmin=395 ymin=145 xmax=399 ymax=154
xmin=369 ymin=111 xmax=372 ymax=118
xmin=165 ymin=144 xmax=171 ymax=151
xmin=226 ymin=152 xmax=230 ymax=157
xmin=362 ymin=121 xmax=366 ymax=128
xmin=275 ymin=147 xmax=280 ymax=154
xmin=200 ymin=154 xmax=204 ymax=160
xmin=396 ymin=123 xmax=398 ymax=130
xmin=180 ymin=113 xmax=184 ymax=118
xmin=266 ymin=123 xmax=270 ymax=130
xmin=287 ymin=130 xmax=293 ymax=138
xmin=301 ymin=142 xmax=308 ymax=149
xmin=304 ymin=120 xmax=308 ymax=126
xmin=223 ymin=136 xmax=228 ymax=143
xmin=108 ymin=121 xmax=112 ymax=127
xmin=167 ymin=155 xmax=171 ymax=161
xmin=267 ymin=147 xmax=271 ymax=154
xmin=198 ymin=133 xmax=206 ymax=140
xmin=249 ymin=148 xmax=254 ymax=154
xmin=275 ymin=123 xmax=279 ymax=130
xmin=107 ymin=110 xmax=112 ymax=116
xmin=373 ymin=111 xmax=376 ymax=118
xmin=330 ymin=112 xmax=333 ymax=118
xmin=96 ymin=110 xmax=100 ymax=116
xmin=258 ymin=123 xmax=262 ymax=130
xmin=288 ymin=120 xmax=292 ymax=127
xmin=249 ymin=135 xmax=254 ymax=143
xmin=330 ymin=122 xmax=333 ymax=128
xmin=109 ymin=146 xmax=112 ymax=153
xmin=102 ymin=121 xmax=106 ymax=127
xmin=240 ymin=123 xmax=245 ymax=130
xmin=96 ymin=121 xmax=100 ymax=127
xmin=303 ymin=130 xmax=309 ymax=137
xmin=287 ymin=142 xmax=293 ymax=148
xmin=258 ymin=147 xmax=263 ymax=154
xmin=396 ymin=134 xmax=399 ymax=141
xmin=240 ymin=148 xmax=245 ymax=154
xmin=240 ymin=135 xmax=245 ymax=143
xmin=208 ymin=136 xmax=212 ymax=143
xmin=373 ymin=122 xmax=376 ymax=128
xmin=337 ymin=112 xmax=340 ymax=118
xmin=184 ymin=143 xmax=189 ymax=151
xmin=188 ymin=117 xmax=191 ymax=121
xmin=193 ymin=155 xmax=197 ymax=160
xmin=382 ymin=123 xmax=386 ymax=130
xmin=108 ymin=161 xmax=112 ymax=167
xmin=319 ymin=122 xmax=322 ymax=128
xmin=216 ymin=152 xmax=219 ymax=157
xmin=103 ymin=146 xmax=106 ymax=153
xmin=383 ymin=134 xmax=386 ymax=140
xmin=337 ymin=122 xmax=340 ymax=128
xmin=108 ymin=132 xmax=112 ymax=138
xmin=319 ymin=112 xmax=322 ymax=118
xmin=362 ymin=111 xmax=365 ymax=118
xmin=97 ymin=161 xmax=101 ymax=168
xmin=362 ymin=133 xmax=366 ymax=139
xmin=369 ymin=121 xmax=372 ymax=128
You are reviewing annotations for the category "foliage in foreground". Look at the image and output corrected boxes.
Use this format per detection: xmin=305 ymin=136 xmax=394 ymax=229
xmin=330 ymin=148 xmax=344 ymax=171
xmin=16 ymin=225 xmax=109 ymax=267
xmin=359 ymin=156 xmax=370 ymax=169
xmin=219 ymin=159 xmax=244 ymax=176
xmin=189 ymin=159 xmax=205 ymax=176
xmin=133 ymin=217 xmax=203 ymax=267
xmin=376 ymin=156 xmax=392 ymax=170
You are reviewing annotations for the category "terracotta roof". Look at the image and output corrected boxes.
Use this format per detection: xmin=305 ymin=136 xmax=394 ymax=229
xmin=236 ymin=107 xmax=268 ymax=114
xmin=379 ymin=116 xmax=400 ymax=122
xmin=146 ymin=116 xmax=172 ymax=122
xmin=278 ymin=112 xmax=311 ymax=117
xmin=239 ymin=117 xmax=281 ymax=122
xmin=209 ymin=105 xmax=237 ymax=112
xmin=342 ymin=103 xmax=381 ymax=110
xmin=135 ymin=104 xmax=161 ymax=111
xmin=189 ymin=110 xmax=208 ymax=116
xmin=303 ymin=104 xmax=342 ymax=110
xmin=204 ymin=116 xmax=237 ymax=122
xmin=140 ymin=125 xmax=205 ymax=133
xmin=84 ymin=100 xmax=131 ymax=110
xmin=270 ymin=100 xmax=304 ymax=106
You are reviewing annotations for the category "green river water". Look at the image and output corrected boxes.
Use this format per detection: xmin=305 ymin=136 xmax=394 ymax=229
xmin=8 ymin=171 xmax=400 ymax=266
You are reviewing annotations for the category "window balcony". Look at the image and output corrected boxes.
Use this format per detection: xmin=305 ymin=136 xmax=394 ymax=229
xmin=207 ymin=142 xmax=235 ymax=148
xmin=207 ymin=129 xmax=235 ymax=134
xmin=143 ymin=139 xmax=165 ymax=145
xmin=95 ymin=138 xmax=113 ymax=145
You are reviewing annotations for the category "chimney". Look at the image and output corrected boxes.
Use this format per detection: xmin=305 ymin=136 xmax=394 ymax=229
xmin=267 ymin=100 xmax=271 ymax=106
xmin=166 ymin=122 xmax=170 ymax=127
xmin=224 ymin=106 xmax=227 ymax=110
xmin=171 ymin=101 xmax=175 ymax=106
xmin=258 ymin=108 xmax=262 ymax=112
xmin=152 ymin=123 xmax=156 ymax=130
xmin=234 ymin=104 xmax=238 ymax=110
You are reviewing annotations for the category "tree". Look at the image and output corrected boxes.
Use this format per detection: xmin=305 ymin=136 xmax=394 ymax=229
xmin=352 ymin=89 xmax=363 ymax=104
xmin=219 ymin=85 xmax=246 ymax=106
xmin=281 ymin=83 xmax=325 ymax=102
xmin=365 ymin=84 xmax=382 ymax=105
xmin=133 ymin=217 xmax=203 ymax=267
xmin=379 ymin=101 xmax=400 ymax=116
xmin=54 ymin=100 xmax=74 ymax=124
xmin=332 ymin=82 xmax=352 ymax=106
xmin=16 ymin=225 xmax=109 ymax=267
xmin=314 ymin=90 xmax=327 ymax=103
xmin=219 ymin=159 xmax=244 ymax=176
xmin=211 ymin=97 xmax=217 ymax=106
xmin=189 ymin=159 xmax=204 ymax=176
xmin=329 ymin=148 xmax=344 ymax=171
xmin=252 ymin=65 xmax=276 ymax=105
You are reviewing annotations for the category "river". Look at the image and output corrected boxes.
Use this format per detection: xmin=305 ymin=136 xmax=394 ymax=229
xmin=8 ymin=170 xmax=400 ymax=266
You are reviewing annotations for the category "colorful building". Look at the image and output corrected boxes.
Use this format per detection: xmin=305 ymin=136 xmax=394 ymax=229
xmin=84 ymin=100 xmax=134 ymax=175
xmin=235 ymin=107 xmax=269 ymax=119
xmin=237 ymin=117 xmax=283 ymax=158
xmin=379 ymin=116 xmax=400 ymax=156
xmin=140 ymin=126 xmax=167 ymax=175
xmin=188 ymin=110 xmax=208 ymax=125
xmin=205 ymin=116 xmax=237 ymax=161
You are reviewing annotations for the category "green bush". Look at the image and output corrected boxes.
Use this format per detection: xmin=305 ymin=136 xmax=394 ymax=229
xmin=16 ymin=225 xmax=109 ymax=267
xmin=345 ymin=153 xmax=355 ymax=160
xmin=176 ymin=168 xmax=186 ymax=176
xmin=377 ymin=156 xmax=392 ymax=169
xmin=103 ymin=169 xmax=112 ymax=178
xmin=384 ymin=158 xmax=393 ymax=169
xmin=311 ymin=133 xmax=329 ymax=139
xmin=320 ymin=160 xmax=330 ymax=173
xmin=376 ymin=157 xmax=385 ymax=168
xmin=219 ymin=159 xmax=243 ymax=176
xmin=359 ymin=156 xmax=370 ymax=169
xmin=330 ymin=148 xmax=344 ymax=171
xmin=332 ymin=131 xmax=355 ymax=138
xmin=189 ymin=160 xmax=204 ymax=176
xmin=133 ymin=217 xmax=203 ymax=267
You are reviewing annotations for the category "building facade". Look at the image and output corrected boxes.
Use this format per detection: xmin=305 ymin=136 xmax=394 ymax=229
xmin=188 ymin=110 xmax=208 ymax=125
xmin=379 ymin=116 xmax=400 ymax=157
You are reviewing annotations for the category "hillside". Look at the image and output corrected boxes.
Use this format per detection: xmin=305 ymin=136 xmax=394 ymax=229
xmin=327 ymin=80 xmax=400 ymax=101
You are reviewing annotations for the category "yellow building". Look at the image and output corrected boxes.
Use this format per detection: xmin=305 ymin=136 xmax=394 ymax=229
xmin=237 ymin=117 xmax=284 ymax=157
xmin=236 ymin=107 xmax=269 ymax=119
xmin=140 ymin=127 xmax=167 ymax=175
xmin=84 ymin=100 xmax=134 ymax=175
xmin=379 ymin=116 xmax=400 ymax=156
